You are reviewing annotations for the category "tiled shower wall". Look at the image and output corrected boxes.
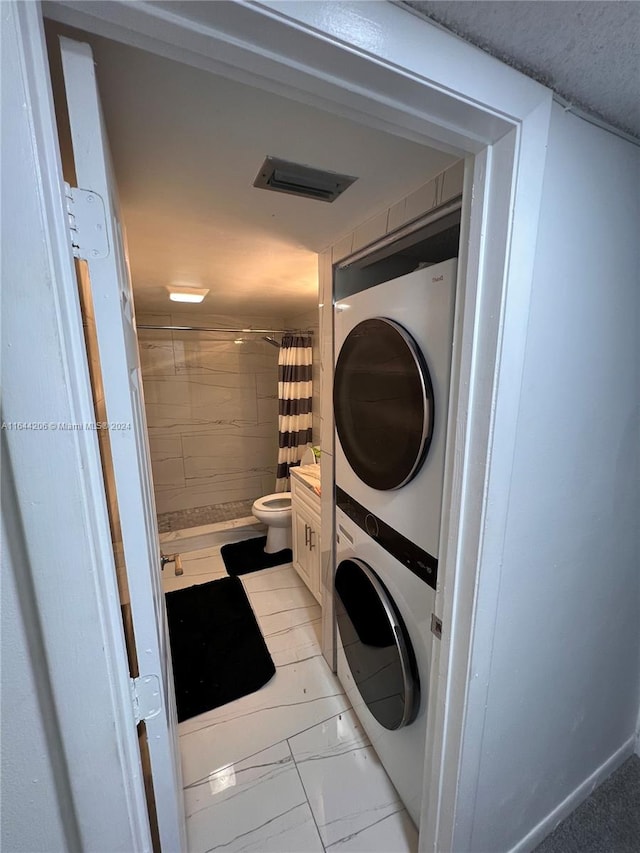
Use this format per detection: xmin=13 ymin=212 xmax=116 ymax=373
xmin=138 ymin=309 xmax=319 ymax=517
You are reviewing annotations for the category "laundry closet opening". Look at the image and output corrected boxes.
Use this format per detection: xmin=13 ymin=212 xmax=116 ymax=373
xmin=44 ymin=15 xmax=465 ymax=851
xmin=335 ymin=205 xmax=461 ymax=298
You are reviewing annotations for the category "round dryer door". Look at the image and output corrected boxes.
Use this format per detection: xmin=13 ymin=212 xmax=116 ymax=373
xmin=334 ymin=318 xmax=434 ymax=490
xmin=335 ymin=557 xmax=419 ymax=730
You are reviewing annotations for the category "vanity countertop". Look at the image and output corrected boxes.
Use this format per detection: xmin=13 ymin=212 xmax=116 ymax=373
xmin=291 ymin=463 xmax=321 ymax=495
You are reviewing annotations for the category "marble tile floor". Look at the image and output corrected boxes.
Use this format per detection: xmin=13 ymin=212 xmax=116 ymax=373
xmin=163 ymin=542 xmax=418 ymax=853
xmin=157 ymin=498 xmax=255 ymax=533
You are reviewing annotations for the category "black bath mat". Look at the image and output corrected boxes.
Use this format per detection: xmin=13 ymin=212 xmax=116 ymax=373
xmin=221 ymin=536 xmax=292 ymax=576
xmin=165 ymin=576 xmax=275 ymax=722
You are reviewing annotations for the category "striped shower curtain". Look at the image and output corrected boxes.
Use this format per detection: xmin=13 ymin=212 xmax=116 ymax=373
xmin=275 ymin=334 xmax=313 ymax=491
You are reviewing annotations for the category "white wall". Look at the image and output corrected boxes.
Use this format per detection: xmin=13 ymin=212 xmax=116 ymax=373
xmin=458 ymin=105 xmax=640 ymax=851
xmin=1 ymin=15 xmax=69 ymax=849
xmin=1 ymin=500 xmax=71 ymax=852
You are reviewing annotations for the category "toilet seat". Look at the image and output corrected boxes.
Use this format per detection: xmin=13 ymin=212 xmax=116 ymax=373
xmin=253 ymin=492 xmax=292 ymax=512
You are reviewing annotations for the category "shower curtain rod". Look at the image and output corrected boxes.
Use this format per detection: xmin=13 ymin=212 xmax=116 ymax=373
xmin=137 ymin=324 xmax=313 ymax=335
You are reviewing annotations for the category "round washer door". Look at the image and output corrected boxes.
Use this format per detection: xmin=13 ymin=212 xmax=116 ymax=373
xmin=334 ymin=318 xmax=434 ymax=490
xmin=335 ymin=557 xmax=419 ymax=730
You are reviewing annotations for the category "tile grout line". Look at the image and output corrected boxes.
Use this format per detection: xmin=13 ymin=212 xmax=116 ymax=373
xmin=324 ymin=806 xmax=409 ymax=851
xmin=181 ymin=706 xmax=352 ymax=789
xmin=286 ymin=738 xmax=327 ymax=852
xmin=286 ymin=713 xmax=408 ymax=852
xmin=178 ymin=686 xmax=349 ymax=739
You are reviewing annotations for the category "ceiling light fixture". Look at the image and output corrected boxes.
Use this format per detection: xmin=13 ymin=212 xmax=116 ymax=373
xmin=167 ymin=286 xmax=210 ymax=304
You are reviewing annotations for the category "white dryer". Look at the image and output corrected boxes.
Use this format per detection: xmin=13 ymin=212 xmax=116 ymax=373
xmin=334 ymin=501 xmax=436 ymax=827
xmin=334 ymin=258 xmax=457 ymax=566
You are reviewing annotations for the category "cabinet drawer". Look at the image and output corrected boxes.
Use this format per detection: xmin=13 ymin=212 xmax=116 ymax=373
xmin=291 ymin=475 xmax=321 ymax=517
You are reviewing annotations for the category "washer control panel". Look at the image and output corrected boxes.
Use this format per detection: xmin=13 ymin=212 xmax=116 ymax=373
xmin=365 ymin=513 xmax=379 ymax=538
xmin=336 ymin=487 xmax=438 ymax=589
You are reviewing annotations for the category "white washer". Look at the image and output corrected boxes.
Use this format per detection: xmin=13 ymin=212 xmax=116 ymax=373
xmin=335 ymin=503 xmax=435 ymax=827
xmin=334 ymin=258 xmax=457 ymax=563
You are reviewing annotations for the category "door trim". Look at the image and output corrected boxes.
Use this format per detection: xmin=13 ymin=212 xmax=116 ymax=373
xmin=7 ymin=3 xmax=154 ymax=849
xmin=29 ymin=2 xmax=553 ymax=849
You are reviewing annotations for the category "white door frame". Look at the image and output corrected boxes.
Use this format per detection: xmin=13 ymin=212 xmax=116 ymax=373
xmin=5 ymin=3 xmax=154 ymax=850
xmin=23 ymin=1 xmax=552 ymax=848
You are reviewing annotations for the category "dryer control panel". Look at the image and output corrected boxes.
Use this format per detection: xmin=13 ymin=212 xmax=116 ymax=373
xmin=336 ymin=487 xmax=438 ymax=589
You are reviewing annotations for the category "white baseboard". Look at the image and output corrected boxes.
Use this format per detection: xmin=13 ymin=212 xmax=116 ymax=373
xmin=510 ymin=736 xmax=636 ymax=853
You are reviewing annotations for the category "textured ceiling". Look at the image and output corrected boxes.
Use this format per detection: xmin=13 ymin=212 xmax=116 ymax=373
xmin=403 ymin=1 xmax=640 ymax=139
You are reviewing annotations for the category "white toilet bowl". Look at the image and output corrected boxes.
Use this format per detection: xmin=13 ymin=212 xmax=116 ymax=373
xmin=252 ymin=492 xmax=292 ymax=553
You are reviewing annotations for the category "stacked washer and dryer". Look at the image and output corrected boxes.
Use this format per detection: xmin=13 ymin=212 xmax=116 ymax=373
xmin=333 ymin=256 xmax=457 ymax=827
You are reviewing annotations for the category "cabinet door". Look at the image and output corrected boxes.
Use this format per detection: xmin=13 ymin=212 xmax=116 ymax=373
xmin=307 ymin=517 xmax=322 ymax=603
xmin=292 ymin=507 xmax=314 ymax=590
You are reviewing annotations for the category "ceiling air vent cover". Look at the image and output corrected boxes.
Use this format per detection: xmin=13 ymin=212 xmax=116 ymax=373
xmin=253 ymin=156 xmax=357 ymax=203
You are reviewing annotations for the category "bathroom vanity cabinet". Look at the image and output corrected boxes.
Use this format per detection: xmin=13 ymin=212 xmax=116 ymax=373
xmin=291 ymin=466 xmax=322 ymax=604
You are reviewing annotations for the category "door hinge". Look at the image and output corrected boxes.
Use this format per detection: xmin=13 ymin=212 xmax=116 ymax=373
xmin=130 ymin=675 xmax=162 ymax=725
xmin=430 ymin=613 xmax=443 ymax=640
xmin=64 ymin=182 xmax=109 ymax=260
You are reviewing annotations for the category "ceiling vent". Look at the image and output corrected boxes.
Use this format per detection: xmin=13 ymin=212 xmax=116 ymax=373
xmin=253 ymin=156 xmax=357 ymax=203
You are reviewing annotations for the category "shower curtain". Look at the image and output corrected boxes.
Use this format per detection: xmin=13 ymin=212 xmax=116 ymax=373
xmin=275 ymin=334 xmax=313 ymax=491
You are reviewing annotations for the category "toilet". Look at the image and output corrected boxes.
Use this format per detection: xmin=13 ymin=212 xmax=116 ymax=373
xmin=251 ymin=493 xmax=292 ymax=553
xmin=253 ymin=449 xmax=317 ymax=552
